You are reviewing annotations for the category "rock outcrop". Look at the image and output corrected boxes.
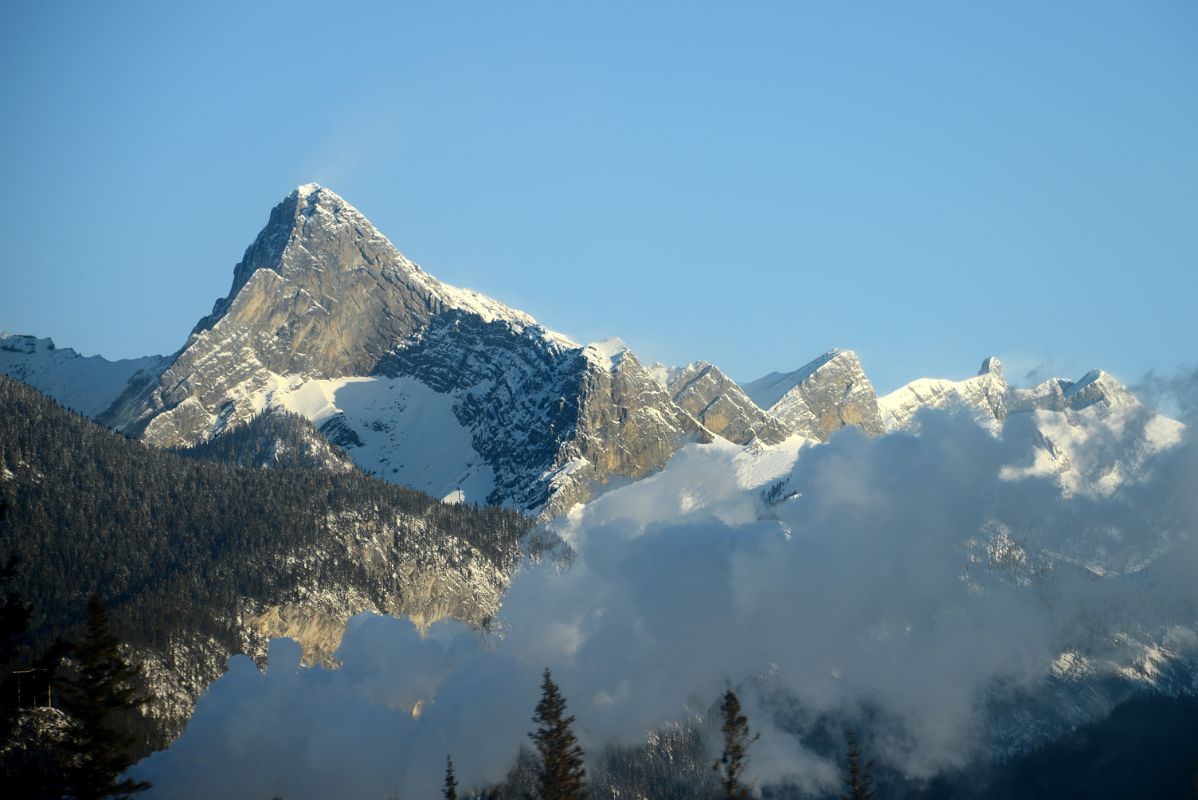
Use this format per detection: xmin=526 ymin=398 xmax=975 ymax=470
xmin=666 ymin=361 xmax=791 ymax=445
xmin=744 ymin=349 xmax=885 ymax=440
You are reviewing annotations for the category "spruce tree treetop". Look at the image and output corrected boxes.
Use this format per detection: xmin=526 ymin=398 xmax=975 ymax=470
xmin=839 ymin=729 xmax=877 ymax=800
xmin=444 ymin=754 xmax=459 ymax=800
xmin=529 ymin=668 xmax=587 ymax=800
xmin=713 ymin=689 xmax=758 ymax=800
xmin=61 ymin=594 xmax=150 ymax=800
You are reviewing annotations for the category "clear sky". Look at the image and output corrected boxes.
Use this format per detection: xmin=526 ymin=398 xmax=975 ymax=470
xmin=1 ymin=1 xmax=1194 ymax=393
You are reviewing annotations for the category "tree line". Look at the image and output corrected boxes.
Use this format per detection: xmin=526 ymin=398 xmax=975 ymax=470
xmin=0 ymin=374 xmax=530 ymax=751
xmin=439 ymin=669 xmax=877 ymax=800
xmin=1 ymin=496 xmax=150 ymax=798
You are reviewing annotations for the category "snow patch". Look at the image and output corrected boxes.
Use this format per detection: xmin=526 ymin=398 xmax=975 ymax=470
xmin=583 ymin=338 xmax=630 ymax=370
xmin=268 ymin=375 xmax=496 ymax=504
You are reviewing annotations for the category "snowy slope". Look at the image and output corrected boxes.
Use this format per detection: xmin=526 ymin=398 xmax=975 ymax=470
xmin=269 ymin=375 xmax=496 ymax=503
xmin=0 ymin=333 xmax=166 ymax=418
xmin=1000 ymin=402 xmax=1185 ymax=500
xmin=881 ymin=358 xmax=1183 ymax=497
xmin=1011 ymin=369 xmax=1138 ymax=414
xmin=879 ymin=356 xmax=1009 ymax=431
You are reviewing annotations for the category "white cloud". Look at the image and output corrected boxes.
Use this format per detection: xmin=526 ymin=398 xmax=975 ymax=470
xmin=137 ymin=402 xmax=1198 ymax=798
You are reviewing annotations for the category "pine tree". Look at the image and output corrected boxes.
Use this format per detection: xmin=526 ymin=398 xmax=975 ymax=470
xmin=60 ymin=594 xmax=150 ymax=800
xmin=444 ymin=754 xmax=459 ymax=800
xmin=712 ymin=689 xmax=758 ymax=800
xmin=839 ymin=729 xmax=876 ymax=800
xmin=529 ymin=668 xmax=587 ymax=800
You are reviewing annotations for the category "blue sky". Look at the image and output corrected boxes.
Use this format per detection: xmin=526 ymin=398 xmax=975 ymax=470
xmin=1 ymin=1 xmax=1194 ymax=393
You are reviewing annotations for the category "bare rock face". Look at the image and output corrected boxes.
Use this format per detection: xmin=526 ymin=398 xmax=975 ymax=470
xmin=744 ymin=350 xmax=885 ymax=440
xmin=101 ymin=185 xmax=449 ymax=444
xmin=557 ymin=342 xmax=709 ymax=512
xmin=666 ymin=361 xmax=791 ymax=445
xmin=100 ymin=185 xmax=701 ymax=514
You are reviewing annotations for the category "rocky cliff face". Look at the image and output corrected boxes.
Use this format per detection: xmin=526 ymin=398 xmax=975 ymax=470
xmin=132 ymin=501 xmax=517 ymax=745
xmin=559 ymin=342 xmax=709 ymax=511
xmin=97 ymin=185 xmax=703 ymax=514
xmin=743 ymin=349 xmax=885 ymax=440
xmin=665 ymin=361 xmax=791 ymax=445
xmin=100 ymin=184 xmax=464 ymax=444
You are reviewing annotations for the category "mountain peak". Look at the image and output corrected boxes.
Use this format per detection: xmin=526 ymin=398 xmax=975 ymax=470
xmin=743 ymin=349 xmax=882 ymax=440
xmin=1062 ymin=369 xmax=1135 ymax=410
xmin=743 ymin=348 xmax=857 ymax=412
xmin=290 ymin=183 xmax=360 ymax=219
xmin=99 ymin=185 xmax=703 ymax=513
xmin=664 ymin=360 xmax=791 ymax=445
xmin=979 ymin=356 xmax=1004 ymax=379
xmin=584 ymin=337 xmax=631 ymax=369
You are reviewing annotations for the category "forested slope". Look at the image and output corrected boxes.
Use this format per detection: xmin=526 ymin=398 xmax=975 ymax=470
xmin=0 ymin=374 xmax=530 ymax=747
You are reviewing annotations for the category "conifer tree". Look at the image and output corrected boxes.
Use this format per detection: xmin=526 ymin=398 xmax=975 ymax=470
xmin=0 ymin=548 xmax=32 ymax=742
xmin=529 ymin=668 xmax=587 ymax=800
xmin=839 ymin=729 xmax=876 ymax=800
xmin=444 ymin=754 xmax=459 ymax=800
xmin=60 ymin=594 xmax=150 ymax=800
xmin=712 ymin=689 xmax=758 ymax=800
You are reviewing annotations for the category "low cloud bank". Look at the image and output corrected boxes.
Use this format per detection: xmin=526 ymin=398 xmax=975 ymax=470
xmin=138 ymin=400 xmax=1198 ymax=798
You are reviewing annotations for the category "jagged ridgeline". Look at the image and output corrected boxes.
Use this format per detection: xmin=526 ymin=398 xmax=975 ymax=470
xmin=0 ymin=375 xmax=530 ymax=748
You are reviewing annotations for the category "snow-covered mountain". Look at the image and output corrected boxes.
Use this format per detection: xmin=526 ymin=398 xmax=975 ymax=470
xmin=879 ymin=356 xmax=1011 ymax=431
xmin=743 ymin=349 xmax=885 ymax=440
xmin=2 ymin=183 xmax=1193 ymax=792
xmin=77 ymin=185 xmax=705 ymax=515
xmin=1011 ymin=368 xmax=1138 ymax=414
xmin=3 ymin=186 xmax=942 ymax=516
xmin=879 ymin=358 xmax=1183 ymax=497
xmin=0 ymin=186 xmax=957 ymax=516
xmin=0 ymin=184 xmax=1177 ymax=520
xmin=0 ymin=334 xmax=167 ymax=418
xmin=663 ymin=361 xmax=791 ymax=445
xmin=879 ymin=357 xmax=1141 ymax=433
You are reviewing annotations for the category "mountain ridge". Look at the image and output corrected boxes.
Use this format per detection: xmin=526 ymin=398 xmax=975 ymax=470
xmin=0 ymin=184 xmax=1170 ymax=517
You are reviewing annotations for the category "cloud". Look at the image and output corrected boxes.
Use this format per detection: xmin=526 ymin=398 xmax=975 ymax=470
xmin=137 ymin=396 xmax=1198 ymax=798
xmin=1136 ymin=364 xmax=1198 ymax=425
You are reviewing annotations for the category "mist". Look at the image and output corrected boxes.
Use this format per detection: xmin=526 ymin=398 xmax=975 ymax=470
xmin=136 ymin=399 xmax=1198 ymax=798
